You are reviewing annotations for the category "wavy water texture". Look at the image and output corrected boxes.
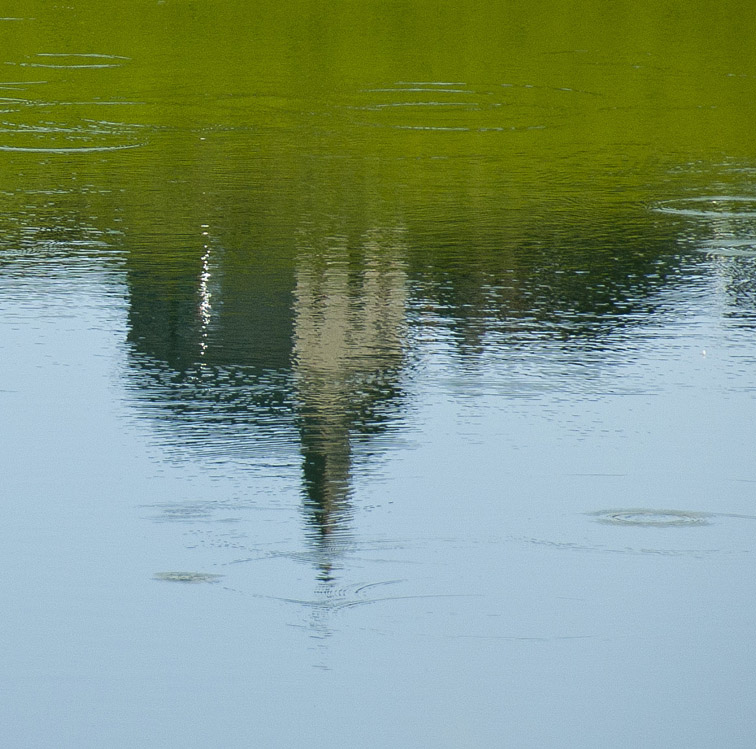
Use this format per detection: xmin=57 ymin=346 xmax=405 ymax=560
xmin=0 ymin=51 xmax=144 ymax=152
xmin=3 ymin=2 xmax=756 ymax=746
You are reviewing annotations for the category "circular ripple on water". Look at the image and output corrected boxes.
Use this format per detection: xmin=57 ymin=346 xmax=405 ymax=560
xmin=651 ymin=196 xmax=756 ymax=219
xmin=153 ymin=571 xmax=224 ymax=584
xmin=589 ymin=509 xmax=712 ymax=527
xmin=695 ymin=238 xmax=756 ymax=257
xmin=0 ymin=119 xmax=146 ymax=153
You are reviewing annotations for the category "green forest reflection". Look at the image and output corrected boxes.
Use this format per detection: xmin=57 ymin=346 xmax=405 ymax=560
xmin=2 ymin=0 xmax=756 ymax=566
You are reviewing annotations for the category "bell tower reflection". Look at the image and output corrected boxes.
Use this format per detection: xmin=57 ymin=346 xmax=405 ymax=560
xmin=292 ymin=227 xmax=408 ymax=576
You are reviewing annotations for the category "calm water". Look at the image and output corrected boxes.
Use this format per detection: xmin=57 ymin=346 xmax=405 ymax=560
xmin=2 ymin=2 xmax=756 ymax=746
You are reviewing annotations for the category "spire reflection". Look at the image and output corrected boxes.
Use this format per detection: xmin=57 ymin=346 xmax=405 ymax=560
xmin=292 ymin=227 xmax=408 ymax=576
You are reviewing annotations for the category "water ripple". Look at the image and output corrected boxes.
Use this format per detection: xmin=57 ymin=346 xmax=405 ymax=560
xmin=696 ymin=238 xmax=756 ymax=257
xmin=589 ymin=509 xmax=711 ymax=527
xmin=153 ymin=571 xmax=224 ymax=584
xmin=0 ymin=142 xmax=144 ymax=153
xmin=652 ymin=196 xmax=756 ymax=218
xmin=9 ymin=53 xmax=129 ymax=70
xmin=0 ymin=53 xmax=143 ymax=154
xmin=15 ymin=63 xmax=123 ymax=69
xmin=36 ymin=53 xmax=130 ymax=60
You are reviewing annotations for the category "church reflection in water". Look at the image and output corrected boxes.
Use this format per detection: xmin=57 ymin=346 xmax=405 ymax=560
xmin=292 ymin=227 xmax=408 ymax=575
xmin=121 ymin=162 xmax=696 ymax=581
xmin=124 ymin=219 xmax=410 ymax=577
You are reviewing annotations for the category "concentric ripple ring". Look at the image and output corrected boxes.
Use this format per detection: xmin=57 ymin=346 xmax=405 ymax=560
xmin=651 ymin=196 xmax=756 ymax=218
xmin=589 ymin=509 xmax=711 ymax=527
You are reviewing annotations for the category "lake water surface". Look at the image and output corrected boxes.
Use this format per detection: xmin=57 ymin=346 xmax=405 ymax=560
xmin=2 ymin=2 xmax=756 ymax=747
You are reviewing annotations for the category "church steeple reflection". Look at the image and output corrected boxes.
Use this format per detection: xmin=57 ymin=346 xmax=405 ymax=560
xmin=292 ymin=228 xmax=408 ymax=576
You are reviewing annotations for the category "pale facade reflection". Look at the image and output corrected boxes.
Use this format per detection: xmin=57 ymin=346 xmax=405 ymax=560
xmin=292 ymin=227 xmax=408 ymax=575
